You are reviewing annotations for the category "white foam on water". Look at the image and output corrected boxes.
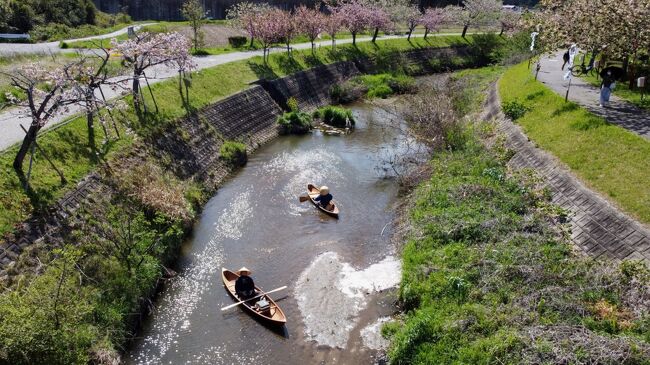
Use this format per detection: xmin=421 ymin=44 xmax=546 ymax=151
xmin=294 ymin=252 xmax=401 ymax=349
xmin=132 ymin=189 xmax=255 ymax=364
xmin=360 ymin=317 xmax=392 ymax=351
xmin=338 ymin=256 xmax=402 ymax=300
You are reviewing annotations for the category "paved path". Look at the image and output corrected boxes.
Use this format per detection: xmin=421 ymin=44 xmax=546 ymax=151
xmin=537 ymin=52 xmax=650 ymax=140
xmin=0 ymin=24 xmax=153 ymax=56
xmin=484 ymin=83 xmax=650 ymax=263
xmin=0 ymin=33 xmax=464 ymax=151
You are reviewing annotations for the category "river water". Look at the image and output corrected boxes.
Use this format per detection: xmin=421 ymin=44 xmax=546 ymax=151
xmin=127 ymin=102 xmax=417 ymax=365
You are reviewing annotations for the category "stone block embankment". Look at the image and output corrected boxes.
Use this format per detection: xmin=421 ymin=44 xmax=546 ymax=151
xmin=484 ymin=83 xmax=650 ymax=263
xmin=355 ymin=46 xmax=473 ymax=76
xmin=258 ymin=61 xmax=361 ymax=111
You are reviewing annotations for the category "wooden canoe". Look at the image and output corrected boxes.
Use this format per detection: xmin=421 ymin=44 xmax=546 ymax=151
xmin=221 ymin=268 xmax=287 ymax=326
xmin=307 ymin=183 xmax=340 ymax=218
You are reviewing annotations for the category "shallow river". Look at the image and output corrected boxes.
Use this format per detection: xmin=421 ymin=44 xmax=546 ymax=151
xmin=127 ymin=102 xmax=416 ymax=364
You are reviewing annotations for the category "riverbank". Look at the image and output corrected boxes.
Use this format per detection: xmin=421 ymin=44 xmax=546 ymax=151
xmin=384 ymin=67 xmax=650 ymax=364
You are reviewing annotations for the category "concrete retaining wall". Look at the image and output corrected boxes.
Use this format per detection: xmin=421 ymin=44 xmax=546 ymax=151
xmin=259 ymin=61 xmax=361 ymax=111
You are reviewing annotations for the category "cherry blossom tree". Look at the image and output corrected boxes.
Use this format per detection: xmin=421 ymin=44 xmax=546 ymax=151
xmin=295 ymin=5 xmax=325 ymax=54
xmin=499 ymin=9 xmax=520 ymax=36
xmin=226 ymin=2 xmax=272 ymax=48
xmin=420 ymin=8 xmax=445 ymax=39
xmin=112 ymin=32 xmax=192 ymax=114
xmin=451 ymin=0 xmax=502 ymax=38
xmin=67 ymin=47 xmax=119 ymax=153
xmin=324 ymin=10 xmax=343 ymax=50
xmin=368 ymin=7 xmax=392 ymax=43
xmin=2 ymin=63 xmax=78 ymax=179
xmin=255 ymin=8 xmax=284 ymax=63
xmin=275 ymin=9 xmax=297 ymax=55
xmin=337 ymin=0 xmax=373 ymax=46
xmin=402 ymin=5 xmax=421 ymax=41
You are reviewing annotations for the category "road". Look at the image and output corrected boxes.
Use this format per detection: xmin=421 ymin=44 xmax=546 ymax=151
xmin=0 ymin=24 xmax=153 ymax=57
xmin=0 ymin=32 xmax=465 ymax=151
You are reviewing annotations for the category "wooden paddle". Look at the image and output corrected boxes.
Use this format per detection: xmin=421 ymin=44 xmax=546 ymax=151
xmin=220 ymin=286 xmax=287 ymax=311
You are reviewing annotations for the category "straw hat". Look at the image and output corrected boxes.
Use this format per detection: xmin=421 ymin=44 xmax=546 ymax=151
xmin=319 ymin=186 xmax=329 ymax=195
xmin=237 ymin=267 xmax=252 ymax=275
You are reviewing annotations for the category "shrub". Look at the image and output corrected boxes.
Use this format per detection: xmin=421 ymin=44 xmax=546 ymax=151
xmin=219 ymin=141 xmax=248 ymax=167
xmin=313 ymin=106 xmax=355 ymax=128
xmin=502 ymin=100 xmax=528 ymax=120
xmin=228 ymin=36 xmax=247 ymax=48
xmin=277 ymin=111 xmax=312 ymax=135
xmin=352 ymin=73 xmax=416 ymax=99
xmin=59 ymin=41 xmax=69 ymax=49
xmin=330 ymin=82 xmax=365 ymax=104
xmin=286 ymin=96 xmax=299 ymax=112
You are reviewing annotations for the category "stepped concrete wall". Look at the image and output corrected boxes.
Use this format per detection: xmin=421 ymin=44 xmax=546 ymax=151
xmin=258 ymin=61 xmax=361 ymax=111
xmin=356 ymin=46 xmax=474 ymax=76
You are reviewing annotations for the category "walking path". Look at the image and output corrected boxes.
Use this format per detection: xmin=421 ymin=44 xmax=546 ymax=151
xmin=484 ymin=83 xmax=650 ymax=263
xmin=0 ymin=33 xmax=463 ymax=151
xmin=537 ymin=52 xmax=650 ymax=140
xmin=0 ymin=24 xmax=153 ymax=56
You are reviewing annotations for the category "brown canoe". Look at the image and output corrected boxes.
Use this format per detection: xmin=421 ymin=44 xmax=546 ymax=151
xmin=221 ymin=268 xmax=287 ymax=326
xmin=307 ymin=183 xmax=340 ymax=218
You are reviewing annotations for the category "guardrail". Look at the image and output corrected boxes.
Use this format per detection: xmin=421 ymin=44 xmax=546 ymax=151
xmin=0 ymin=33 xmax=31 ymax=40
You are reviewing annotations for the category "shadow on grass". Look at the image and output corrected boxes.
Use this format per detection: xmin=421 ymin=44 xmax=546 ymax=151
xmin=526 ymin=90 xmax=547 ymax=101
xmin=247 ymin=61 xmax=279 ymax=80
xmin=551 ymin=103 xmax=580 ymax=117
xmin=570 ymin=115 xmax=609 ymax=131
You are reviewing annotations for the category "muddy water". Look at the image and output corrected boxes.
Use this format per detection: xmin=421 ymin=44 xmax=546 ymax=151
xmin=127 ymin=102 xmax=416 ymax=365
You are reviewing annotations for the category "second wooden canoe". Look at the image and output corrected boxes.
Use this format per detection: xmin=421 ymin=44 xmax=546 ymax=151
xmin=307 ymin=183 xmax=340 ymax=218
xmin=221 ymin=268 xmax=286 ymax=326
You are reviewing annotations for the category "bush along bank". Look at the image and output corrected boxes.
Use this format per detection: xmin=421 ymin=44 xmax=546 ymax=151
xmin=385 ymin=68 xmax=650 ymax=364
xmin=313 ymin=106 xmax=355 ymax=128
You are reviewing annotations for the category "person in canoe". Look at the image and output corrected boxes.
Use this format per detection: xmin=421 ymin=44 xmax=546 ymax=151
xmin=235 ymin=267 xmax=257 ymax=300
xmin=314 ymin=186 xmax=334 ymax=210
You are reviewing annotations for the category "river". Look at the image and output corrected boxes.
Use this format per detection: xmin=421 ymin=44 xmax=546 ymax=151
xmin=127 ymin=101 xmax=419 ymax=364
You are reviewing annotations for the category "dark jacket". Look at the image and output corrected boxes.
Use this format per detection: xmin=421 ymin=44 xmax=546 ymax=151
xmin=235 ymin=275 xmax=256 ymax=299
xmin=314 ymin=193 xmax=333 ymax=207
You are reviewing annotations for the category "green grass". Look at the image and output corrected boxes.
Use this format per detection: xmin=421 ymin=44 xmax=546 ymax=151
xmin=389 ymin=138 xmax=650 ymax=364
xmin=581 ymin=72 xmax=650 ymax=110
xmin=499 ymin=62 xmax=650 ymax=224
xmin=0 ymin=35 xmax=471 ymax=238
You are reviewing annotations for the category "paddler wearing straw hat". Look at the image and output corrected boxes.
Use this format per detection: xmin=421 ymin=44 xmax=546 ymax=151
xmin=235 ymin=267 xmax=257 ymax=299
xmin=313 ymin=185 xmax=334 ymax=210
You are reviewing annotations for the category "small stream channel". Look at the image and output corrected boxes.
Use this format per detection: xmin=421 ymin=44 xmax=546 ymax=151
xmin=127 ymin=101 xmax=421 ymax=364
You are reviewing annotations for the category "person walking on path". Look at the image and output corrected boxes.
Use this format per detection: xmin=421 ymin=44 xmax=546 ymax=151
xmin=600 ymin=70 xmax=615 ymax=107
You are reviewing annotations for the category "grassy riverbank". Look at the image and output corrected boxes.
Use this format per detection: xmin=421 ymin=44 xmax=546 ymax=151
xmin=499 ymin=63 xmax=650 ymax=224
xmin=0 ymin=34 xmax=477 ymax=238
xmin=386 ymin=67 xmax=650 ymax=364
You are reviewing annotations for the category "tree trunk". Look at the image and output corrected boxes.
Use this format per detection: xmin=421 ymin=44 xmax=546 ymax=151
xmin=13 ymin=123 xmax=39 ymax=171
xmin=372 ymin=28 xmax=379 ymax=43
xmin=132 ymin=72 xmax=141 ymax=112
xmin=499 ymin=25 xmax=504 ymax=36
xmin=408 ymin=29 xmax=413 ymax=41
xmin=249 ymin=36 xmax=254 ymax=48
xmin=424 ymin=28 xmax=429 ymax=40
xmin=332 ymin=38 xmax=335 ymax=50
xmin=87 ymin=108 xmax=96 ymax=154
xmin=462 ymin=24 xmax=468 ymax=38
xmin=352 ymin=32 xmax=356 ymax=46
